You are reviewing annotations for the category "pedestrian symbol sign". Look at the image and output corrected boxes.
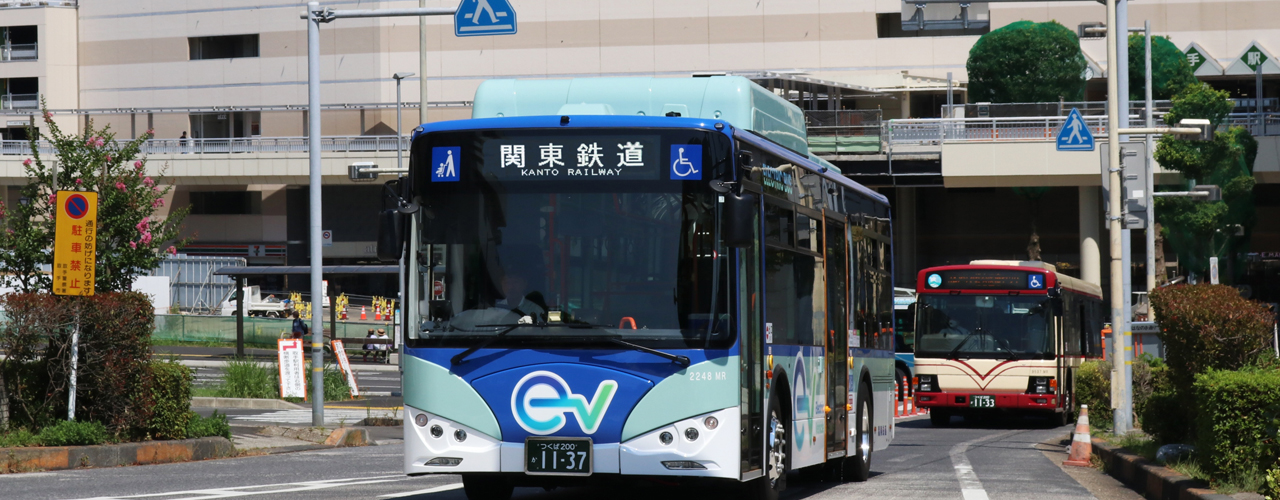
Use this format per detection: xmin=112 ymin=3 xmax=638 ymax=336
xmin=53 ymin=190 xmax=97 ymax=296
xmin=1056 ymin=108 xmax=1094 ymax=151
xmin=455 ymin=0 xmax=516 ymax=37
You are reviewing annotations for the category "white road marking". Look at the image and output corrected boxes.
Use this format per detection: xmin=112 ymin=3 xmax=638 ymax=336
xmin=76 ymin=475 xmax=408 ymax=500
xmin=378 ymin=483 xmax=464 ymax=498
xmin=950 ymin=430 xmax=1019 ymax=500
xmin=887 ymin=453 xmax=922 ymax=462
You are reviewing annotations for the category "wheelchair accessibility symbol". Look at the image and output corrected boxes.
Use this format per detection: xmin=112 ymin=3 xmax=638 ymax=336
xmin=670 ymin=144 xmax=701 ymax=180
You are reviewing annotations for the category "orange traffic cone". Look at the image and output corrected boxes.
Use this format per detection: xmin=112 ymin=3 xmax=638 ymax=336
xmin=1064 ymin=405 xmax=1093 ymax=466
xmin=360 ymin=306 xmax=367 ymax=320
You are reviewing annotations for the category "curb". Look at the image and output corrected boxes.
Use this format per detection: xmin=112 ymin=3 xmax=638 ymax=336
xmin=324 ymin=428 xmax=369 ymax=447
xmin=1 ymin=437 xmax=234 ymax=473
xmin=191 ymin=397 xmax=303 ymax=410
xmin=178 ymin=359 xmax=400 ymax=372
xmin=1090 ymin=438 xmax=1235 ymax=500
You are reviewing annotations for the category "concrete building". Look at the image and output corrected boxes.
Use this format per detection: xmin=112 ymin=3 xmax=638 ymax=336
xmin=1 ymin=0 xmax=1277 ymax=297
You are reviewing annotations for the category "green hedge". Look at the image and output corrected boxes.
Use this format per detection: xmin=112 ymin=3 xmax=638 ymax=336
xmin=36 ymin=420 xmax=110 ymax=447
xmin=1076 ymin=360 xmax=1113 ymax=430
xmin=1194 ymin=368 xmax=1280 ymax=482
xmin=147 ymin=361 xmax=194 ymax=440
xmin=1150 ymin=285 xmax=1275 ymax=399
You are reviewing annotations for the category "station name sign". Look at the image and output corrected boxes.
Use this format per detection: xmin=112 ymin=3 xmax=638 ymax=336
xmin=924 ymin=269 xmax=1047 ymax=291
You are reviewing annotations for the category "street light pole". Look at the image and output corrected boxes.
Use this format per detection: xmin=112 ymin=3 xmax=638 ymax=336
xmin=306 ymin=1 xmax=325 ymax=427
xmin=393 ymin=72 xmax=415 ymax=171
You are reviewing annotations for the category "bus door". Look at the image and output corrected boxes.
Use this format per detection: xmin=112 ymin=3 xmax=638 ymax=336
xmin=737 ymin=183 xmax=765 ymax=478
xmin=825 ymin=215 xmax=849 ymax=456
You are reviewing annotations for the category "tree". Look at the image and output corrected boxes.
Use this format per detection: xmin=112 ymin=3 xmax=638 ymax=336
xmin=966 ymin=20 xmax=1088 ymax=103
xmin=1153 ymin=83 xmax=1256 ymax=281
xmin=0 ymin=107 xmax=190 ymax=293
xmin=1128 ymin=33 xmax=1198 ymax=101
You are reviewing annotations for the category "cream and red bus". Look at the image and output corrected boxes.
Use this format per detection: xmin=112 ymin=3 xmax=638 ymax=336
xmin=911 ymin=260 xmax=1104 ymax=426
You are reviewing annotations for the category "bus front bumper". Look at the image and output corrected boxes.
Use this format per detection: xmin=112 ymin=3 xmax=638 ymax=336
xmin=404 ymin=405 xmax=740 ymax=479
xmin=915 ymin=392 xmax=1059 ymax=410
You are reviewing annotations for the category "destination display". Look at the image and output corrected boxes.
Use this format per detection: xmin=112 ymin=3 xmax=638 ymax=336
xmin=482 ymin=135 xmax=662 ymax=181
xmin=923 ymin=269 xmax=1047 ymax=291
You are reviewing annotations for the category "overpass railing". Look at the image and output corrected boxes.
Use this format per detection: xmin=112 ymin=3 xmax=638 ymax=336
xmin=883 ymin=113 xmax=1280 ymax=150
xmin=0 ymin=135 xmax=410 ymax=156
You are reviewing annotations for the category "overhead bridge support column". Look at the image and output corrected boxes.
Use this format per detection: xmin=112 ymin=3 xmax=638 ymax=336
xmin=895 ymin=187 xmax=918 ymax=289
xmin=1079 ymin=186 xmax=1102 ymax=286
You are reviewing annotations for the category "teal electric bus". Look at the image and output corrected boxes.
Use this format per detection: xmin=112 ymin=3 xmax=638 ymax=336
xmin=380 ymin=76 xmax=898 ymax=500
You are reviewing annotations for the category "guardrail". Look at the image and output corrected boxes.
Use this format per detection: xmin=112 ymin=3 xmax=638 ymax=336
xmin=0 ymin=135 xmax=411 ymax=155
xmin=883 ymin=113 xmax=1280 ymax=150
xmin=1 ymin=43 xmax=37 ymax=61
xmin=1 ymin=93 xmax=38 ymax=110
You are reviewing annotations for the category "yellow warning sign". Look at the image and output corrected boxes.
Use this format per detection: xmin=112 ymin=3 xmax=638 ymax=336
xmin=53 ymin=190 xmax=97 ymax=296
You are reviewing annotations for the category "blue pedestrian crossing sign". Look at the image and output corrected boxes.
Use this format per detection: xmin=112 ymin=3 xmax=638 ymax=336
xmin=455 ymin=0 xmax=516 ymax=37
xmin=1056 ymin=108 xmax=1094 ymax=151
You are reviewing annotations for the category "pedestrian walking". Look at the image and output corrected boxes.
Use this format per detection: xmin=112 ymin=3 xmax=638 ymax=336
xmin=290 ymin=311 xmax=309 ymax=340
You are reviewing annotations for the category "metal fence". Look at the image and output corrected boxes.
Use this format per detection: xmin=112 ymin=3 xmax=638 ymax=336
xmin=805 ymin=110 xmax=882 ymax=154
xmin=1 ymin=43 xmax=37 ymax=62
xmin=148 ymin=255 xmax=246 ymax=314
xmin=0 ymin=135 xmax=410 ymax=155
xmin=1 ymin=93 xmax=37 ymax=110
xmin=153 ymin=314 xmax=396 ymax=346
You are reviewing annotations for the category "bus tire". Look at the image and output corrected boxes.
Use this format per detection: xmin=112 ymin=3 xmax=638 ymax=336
xmin=745 ymin=393 xmax=788 ymax=500
xmin=461 ymin=474 xmax=513 ymax=500
xmin=843 ymin=381 xmax=873 ymax=482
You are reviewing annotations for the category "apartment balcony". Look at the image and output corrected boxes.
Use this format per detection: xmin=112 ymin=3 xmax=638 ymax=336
xmin=1 ymin=43 xmax=37 ymax=61
xmin=1 ymin=93 xmax=37 ymax=109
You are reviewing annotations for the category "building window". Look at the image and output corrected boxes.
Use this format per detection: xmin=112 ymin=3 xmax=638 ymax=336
xmin=190 ymin=191 xmax=262 ymax=215
xmin=877 ymin=13 xmax=988 ymax=38
xmin=188 ymin=34 xmax=259 ymax=60
xmin=189 ymin=111 xmax=261 ymax=138
xmin=1 ymin=77 xmax=38 ymax=110
xmin=2 ymin=26 xmax=38 ymax=62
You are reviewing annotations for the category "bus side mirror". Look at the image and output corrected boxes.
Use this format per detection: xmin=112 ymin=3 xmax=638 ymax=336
xmin=723 ymin=191 xmax=758 ymax=248
xmin=377 ymin=209 xmax=404 ymax=263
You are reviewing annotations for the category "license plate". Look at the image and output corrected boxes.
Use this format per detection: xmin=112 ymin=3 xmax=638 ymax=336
xmin=525 ymin=437 xmax=592 ymax=476
xmin=969 ymin=395 xmax=995 ymax=408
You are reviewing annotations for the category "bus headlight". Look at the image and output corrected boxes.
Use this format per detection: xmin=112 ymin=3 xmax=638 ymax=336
xmin=704 ymin=416 xmax=719 ymax=430
xmin=916 ymin=375 xmax=938 ymax=393
xmin=414 ymin=414 xmax=429 ymax=427
xmin=659 ymin=431 xmax=673 ymax=445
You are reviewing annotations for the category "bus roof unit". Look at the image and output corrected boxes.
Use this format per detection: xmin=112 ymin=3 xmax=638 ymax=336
xmin=471 ymin=76 xmax=809 ymax=155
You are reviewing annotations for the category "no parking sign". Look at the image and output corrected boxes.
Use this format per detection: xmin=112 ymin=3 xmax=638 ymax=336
xmin=54 ymin=191 xmax=97 ymax=296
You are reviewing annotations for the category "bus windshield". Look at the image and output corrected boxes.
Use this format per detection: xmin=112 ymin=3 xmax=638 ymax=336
xmin=913 ymin=294 xmax=1055 ymax=359
xmin=411 ymin=128 xmax=733 ymax=349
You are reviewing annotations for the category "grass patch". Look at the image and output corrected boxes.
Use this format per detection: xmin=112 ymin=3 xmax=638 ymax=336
xmin=207 ymin=358 xmax=352 ymax=402
xmin=187 ymin=411 xmax=232 ymax=440
xmin=1168 ymin=458 xmax=1210 ymax=482
xmin=1103 ymin=432 xmax=1159 ymax=462
xmin=0 ymin=428 xmax=39 ymax=448
xmin=1211 ymin=469 xmax=1266 ymax=496
xmin=35 ymin=420 xmax=110 ymax=447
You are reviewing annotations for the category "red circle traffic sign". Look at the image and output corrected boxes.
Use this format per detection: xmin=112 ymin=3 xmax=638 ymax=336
xmin=433 ymin=281 xmax=444 ymax=296
xmin=64 ymin=194 xmax=90 ymax=219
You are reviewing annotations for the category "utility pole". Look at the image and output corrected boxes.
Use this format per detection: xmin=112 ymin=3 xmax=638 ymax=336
xmin=1104 ymin=0 xmax=1134 ymax=435
xmin=1144 ymin=21 xmax=1157 ymax=296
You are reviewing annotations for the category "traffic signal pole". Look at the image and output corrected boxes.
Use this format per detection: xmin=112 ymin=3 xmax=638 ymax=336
xmin=304 ymin=2 xmax=455 ymax=427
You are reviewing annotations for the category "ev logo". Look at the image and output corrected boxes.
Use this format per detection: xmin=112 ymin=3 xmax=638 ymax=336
xmin=511 ymin=371 xmax=618 ymax=435
xmin=926 ymin=273 xmax=943 ymax=288
xmin=432 ymin=147 xmax=460 ymax=182
xmin=793 ymin=354 xmax=809 ymax=449
xmin=1028 ymin=274 xmax=1045 ymax=289
xmin=670 ymin=144 xmax=701 ymax=180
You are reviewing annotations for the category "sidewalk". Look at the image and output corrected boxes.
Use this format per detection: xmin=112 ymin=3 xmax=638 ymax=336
xmin=196 ymin=399 xmax=404 ymax=454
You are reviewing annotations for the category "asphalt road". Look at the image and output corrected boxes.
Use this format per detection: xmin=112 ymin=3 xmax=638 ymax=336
xmin=2 ymin=415 xmax=1143 ymax=500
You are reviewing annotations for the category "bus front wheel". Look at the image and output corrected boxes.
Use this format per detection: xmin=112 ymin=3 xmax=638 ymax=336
xmin=744 ymin=394 xmax=789 ymax=500
xmin=461 ymin=474 xmax=513 ymax=500
xmin=843 ymin=382 xmax=873 ymax=482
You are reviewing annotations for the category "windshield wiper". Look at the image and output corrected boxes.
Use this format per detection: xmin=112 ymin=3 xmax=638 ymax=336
xmin=946 ymin=327 xmax=981 ymax=360
xmin=557 ymin=322 xmax=691 ymax=367
xmin=450 ymin=323 xmax=544 ymax=365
